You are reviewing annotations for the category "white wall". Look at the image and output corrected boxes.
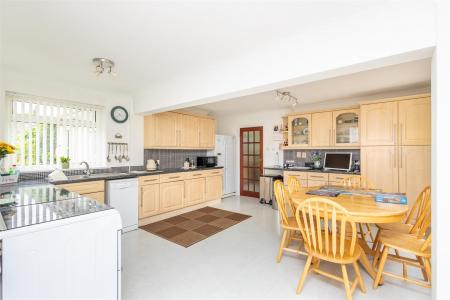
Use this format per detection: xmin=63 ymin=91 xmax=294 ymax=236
xmin=0 ymin=70 xmax=144 ymax=168
xmin=134 ymin=2 xmax=435 ymax=114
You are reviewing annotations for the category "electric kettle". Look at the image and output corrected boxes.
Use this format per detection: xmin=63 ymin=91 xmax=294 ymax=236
xmin=146 ymin=159 xmax=157 ymax=170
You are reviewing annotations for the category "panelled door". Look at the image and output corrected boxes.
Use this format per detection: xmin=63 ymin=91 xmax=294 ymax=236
xmin=240 ymin=127 xmax=263 ymax=198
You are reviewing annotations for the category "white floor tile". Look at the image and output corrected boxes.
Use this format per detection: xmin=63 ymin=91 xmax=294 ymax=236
xmin=121 ymin=196 xmax=431 ymax=300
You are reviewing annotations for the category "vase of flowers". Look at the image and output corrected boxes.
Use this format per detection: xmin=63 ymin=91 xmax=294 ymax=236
xmin=60 ymin=156 xmax=71 ymax=169
xmin=0 ymin=141 xmax=16 ymax=174
xmin=311 ymin=151 xmax=322 ymax=169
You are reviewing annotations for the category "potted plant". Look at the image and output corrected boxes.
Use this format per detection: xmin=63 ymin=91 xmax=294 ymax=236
xmin=0 ymin=141 xmax=16 ymax=173
xmin=311 ymin=151 xmax=322 ymax=169
xmin=60 ymin=156 xmax=70 ymax=169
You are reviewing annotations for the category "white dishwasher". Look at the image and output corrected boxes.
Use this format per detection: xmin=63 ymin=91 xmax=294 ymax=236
xmin=106 ymin=178 xmax=138 ymax=233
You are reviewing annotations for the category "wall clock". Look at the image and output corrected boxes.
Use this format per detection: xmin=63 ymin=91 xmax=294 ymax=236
xmin=111 ymin=106 xmax=128 ymax=123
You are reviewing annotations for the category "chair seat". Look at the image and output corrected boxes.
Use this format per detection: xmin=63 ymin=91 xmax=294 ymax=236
xmin=282 ymin=216 xmax=300 ymax=230
xmin=379 ymin=231 xmax=430 ymax=257
xmin=305 ymin=232 xmax=362 ymax=264
xmin=376 ymin=222 xmax=413 ymax=234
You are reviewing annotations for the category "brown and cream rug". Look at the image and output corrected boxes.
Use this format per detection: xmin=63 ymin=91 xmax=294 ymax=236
xmin=139 ymin=206 xmax=251 ymax=247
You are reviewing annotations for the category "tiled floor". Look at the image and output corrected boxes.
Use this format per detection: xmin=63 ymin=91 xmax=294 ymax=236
xmin=122 ymin=195 xmax=431 ymax=300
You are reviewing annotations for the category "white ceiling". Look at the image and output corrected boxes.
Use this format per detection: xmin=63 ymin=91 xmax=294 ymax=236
xmin=194 ymin=58 xmax=431 ymax=115
xmin=1 ymin=1 xmax=391 ymax=94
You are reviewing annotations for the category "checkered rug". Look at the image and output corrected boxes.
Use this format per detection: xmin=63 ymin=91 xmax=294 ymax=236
xmin=139 ymin=207 xmax=251 ymax=247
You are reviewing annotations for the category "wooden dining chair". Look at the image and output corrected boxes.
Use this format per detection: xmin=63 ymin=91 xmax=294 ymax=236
xmin=335 ymin=176 xmax=376 ymax=244
xmin=373 ymin=206 xmax=432 ymax=289
xmin=295 ymin=197 xmax=366 ymax=300
xmin=273 ymin=180 xmax=306 ymax=262
xmin=286 ymin=176 xmax=304 ymax=215
xmin=372 ymin=186 xmax=431 ymax=252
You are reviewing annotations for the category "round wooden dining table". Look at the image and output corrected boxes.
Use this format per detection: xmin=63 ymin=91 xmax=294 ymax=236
xmin=290 ymin=187 xmax=409 ymax=283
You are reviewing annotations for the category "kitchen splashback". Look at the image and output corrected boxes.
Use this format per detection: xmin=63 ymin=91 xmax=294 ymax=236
xmin=144 ymin=149 xmax=207 ymax=169
xmin=283 ymin=149 xmax=360 ymax=167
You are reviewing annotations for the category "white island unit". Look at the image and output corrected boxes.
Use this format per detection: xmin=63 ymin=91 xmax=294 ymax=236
xmin=0 ymin=184 xmax=122 ymax=300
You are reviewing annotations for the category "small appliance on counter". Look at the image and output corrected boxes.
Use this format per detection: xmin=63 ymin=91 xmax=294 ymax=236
xmin=146 ymin=159 xmax=159 ymax=170
xmin=196 ymin=156 xmax=217 ymax=168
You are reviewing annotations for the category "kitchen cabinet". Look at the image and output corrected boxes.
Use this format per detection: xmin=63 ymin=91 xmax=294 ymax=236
xmin=360 ymin=101 xmax=398 ymax=146
xmin=205 ymin=175 xmax=223 ymax=201
xmin=283 ymin=171 xmax=359 ymax=188
xmin=58 ymin=180 xmax=105 ymax=203
xmin=144 ymin=112 xmax=179 ymax=148
xmin=140 ymin=183 xmax=160 ymax=218
xmin=399 ymin=146 xmax=431 ymax=208
xmin=333 ymin=109 xmax=360 ymax=147
xmin=311 ymin=111 xmax=333 ymax=147
xmin=199 ymin=117 xmax=216 ymax=148
xmin=283 ymin=171 xmax=308 ymax=187
xmin=361 ymin=146 xmax=398 ymax=194
xmin=185 ymin=177 xmax=206 ymax=206
xmin=288 ymin=114 xmax=311 ymax=148
xmin=398 ymin=97 xmax=431 ymax=146
xmin=159 ymin=181 xmax=185 ymax=213
xmin=144 ymin=112 xmax=215 ymax=149
xmin=178 ymin=113 xmax=200 ymax=148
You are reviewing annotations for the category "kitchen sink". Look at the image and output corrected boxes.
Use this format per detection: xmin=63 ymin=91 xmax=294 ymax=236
xmin=66 ymin=173 xmax=129 ymax=180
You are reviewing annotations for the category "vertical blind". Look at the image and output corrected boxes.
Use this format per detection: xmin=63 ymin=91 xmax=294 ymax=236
xmin=6 ymin=92 xmax=106 ymax=169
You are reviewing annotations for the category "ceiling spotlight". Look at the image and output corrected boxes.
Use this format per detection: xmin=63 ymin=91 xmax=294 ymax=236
xmin=275 ymin=90 xmax=299 ymax=107
xmin=93 ymin=58 xmax=116 ymax=77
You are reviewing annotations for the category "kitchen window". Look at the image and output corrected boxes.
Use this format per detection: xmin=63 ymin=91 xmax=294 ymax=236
xmin=6 ymin=92 xmax=106 ymax=170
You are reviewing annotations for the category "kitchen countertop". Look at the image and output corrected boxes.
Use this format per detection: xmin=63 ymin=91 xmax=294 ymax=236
xmin=0 ymin=184 xmax=111 ymax=231
xmin=46 ymin=166 xmax=224 ymax=185
xmin=264 ymin=165 xmax=360 ymax=175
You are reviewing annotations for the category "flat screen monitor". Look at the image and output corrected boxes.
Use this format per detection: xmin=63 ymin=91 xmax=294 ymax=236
xmin=324 ymin=153 xmax=352 ymax=172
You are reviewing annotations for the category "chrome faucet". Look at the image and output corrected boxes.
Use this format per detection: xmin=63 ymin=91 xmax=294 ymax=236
xmin=80 ymin=161 xmax=91 ymax=176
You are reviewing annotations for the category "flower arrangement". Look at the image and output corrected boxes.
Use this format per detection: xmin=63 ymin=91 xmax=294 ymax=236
xmin=0 ymin=141 xmax=16 ymax=159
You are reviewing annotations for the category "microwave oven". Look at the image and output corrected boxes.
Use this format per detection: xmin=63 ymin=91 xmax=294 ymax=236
xmin=196 ymin=156 xmax=218 ymax=168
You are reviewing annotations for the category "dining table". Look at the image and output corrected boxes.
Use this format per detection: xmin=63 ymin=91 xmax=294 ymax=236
xmin=290 ymin=186 xmax=409 ymax=283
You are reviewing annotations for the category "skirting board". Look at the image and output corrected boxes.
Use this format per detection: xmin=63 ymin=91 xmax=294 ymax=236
xmin=138 ymin=198 xmax=222 ymax=226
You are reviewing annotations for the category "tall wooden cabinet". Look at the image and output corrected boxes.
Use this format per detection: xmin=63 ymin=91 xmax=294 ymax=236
xmin=361 ymin=95 xmax=431 ymax=209
xmin=144 ymin=112 xmax=216 ymax=149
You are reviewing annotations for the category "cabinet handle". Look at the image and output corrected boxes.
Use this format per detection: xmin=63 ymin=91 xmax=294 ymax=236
xmin=394 ymin=124 xmax=397 ymax=144
xmin=393 ymin=149 xmax=397 ymax=168
xmin=143 ymin=179 xmax=158 ymax=182
xmin=400 ymin=123 xmax=403 ymax=145
xmin=169 ymin=176 xmax=180 ymax=179
xmin=309 ymin=175 xmax=324 ymax=179
xmin=400 ymin=147 xmax=403 ymax=168
xmin=329 ymin=129 xmax=331 ymax=145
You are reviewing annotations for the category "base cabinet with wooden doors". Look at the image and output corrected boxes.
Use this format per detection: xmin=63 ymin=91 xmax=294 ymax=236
xmin=283 ymin=171 xmax=359 ymax=188
xmin=138 ymin=169 xmax=224 ymax=223
xmin=57 ymin=180 xmax=105 ymax=203
xmin=144 ymin=111 xmax=216 ymax=149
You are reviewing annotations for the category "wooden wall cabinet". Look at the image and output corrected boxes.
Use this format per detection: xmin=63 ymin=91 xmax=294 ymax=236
xmin=333 ymin=109 xmax=360 ymax=147
xmin=185 ymin=177 xmax=206 ymax=206
xmin=398 ymin=97 xmax=431 ymax=146
xmin=58 ymin=180 xmax=105 ymax=203
xmin=159 ymin=181 xmax=185 ymax=213
xmin=311 ymin=112 xmax=333 ymax=147
xmin=360 ymin=101 xmax=398 ymax=146
xmin=287 ymin=114 xmax=311 ymax=148
xmin=144 ymin=112 xmax=215 ymax=149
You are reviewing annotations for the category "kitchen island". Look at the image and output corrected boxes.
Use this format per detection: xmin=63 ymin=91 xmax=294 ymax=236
xmin=0 ymin=183 xmax=122 ymax=300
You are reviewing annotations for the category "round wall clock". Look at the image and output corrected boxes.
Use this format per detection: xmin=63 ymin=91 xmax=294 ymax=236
xmin=111 ymin=106 xmax=128 ymax=123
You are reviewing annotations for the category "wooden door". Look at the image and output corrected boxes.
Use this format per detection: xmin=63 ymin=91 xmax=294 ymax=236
xmin=140 ymin=184 xmax=160 ymax=218
xmin=399 ymin=146 xmax=431 ymax=209
xmin=360 ymin=102 xmax=398 ymax=146
xmin=178 ymin=114 xmax=200 ymax=148
xmin=287 ymin=114 xmax=311 ymax=147
xmin=199 ymin=117 xmax=216 ymax=149
xmin=185 ymin=178 xmax=206 ymax=206
xmin=159 ymin=181 xmax=184 ymax=212
xmin=361 ymin=146 xmax=398 ymax=193
xmin=240 ymin=127 xmax=263 ymax=198
xmin=205 ymin=175 xmax=223 ymax=201
xmin=398 ymin=97 xmax=431 ymax=146
xmin=311 ymin=111 xmax=333 ymax=147
xmin=332 ymin=109 xmax=360 ymax=147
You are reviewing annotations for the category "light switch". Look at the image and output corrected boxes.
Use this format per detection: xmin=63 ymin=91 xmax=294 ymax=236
xmin=296 ymin=152 xmax=301 ymax=158
xmin=302 ymin=152 xmax=307 ymax=158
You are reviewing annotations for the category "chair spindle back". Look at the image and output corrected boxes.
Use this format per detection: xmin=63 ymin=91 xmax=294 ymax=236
xmin=274 ymin=180 xmax=291 ymax=226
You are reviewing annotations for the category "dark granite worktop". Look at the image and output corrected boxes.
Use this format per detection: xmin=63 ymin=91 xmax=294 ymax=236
xmin=263 ymin=165 xmax=360 ymax=175
xmin=48 ymin=166 xmax=224 ymax=185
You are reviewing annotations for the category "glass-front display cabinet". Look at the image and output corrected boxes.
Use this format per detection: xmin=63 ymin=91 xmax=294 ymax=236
xmin=333 ymin=109 xmax=359 ymax=146
xmin=287 ymin=114 xmax=311 ymax=147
